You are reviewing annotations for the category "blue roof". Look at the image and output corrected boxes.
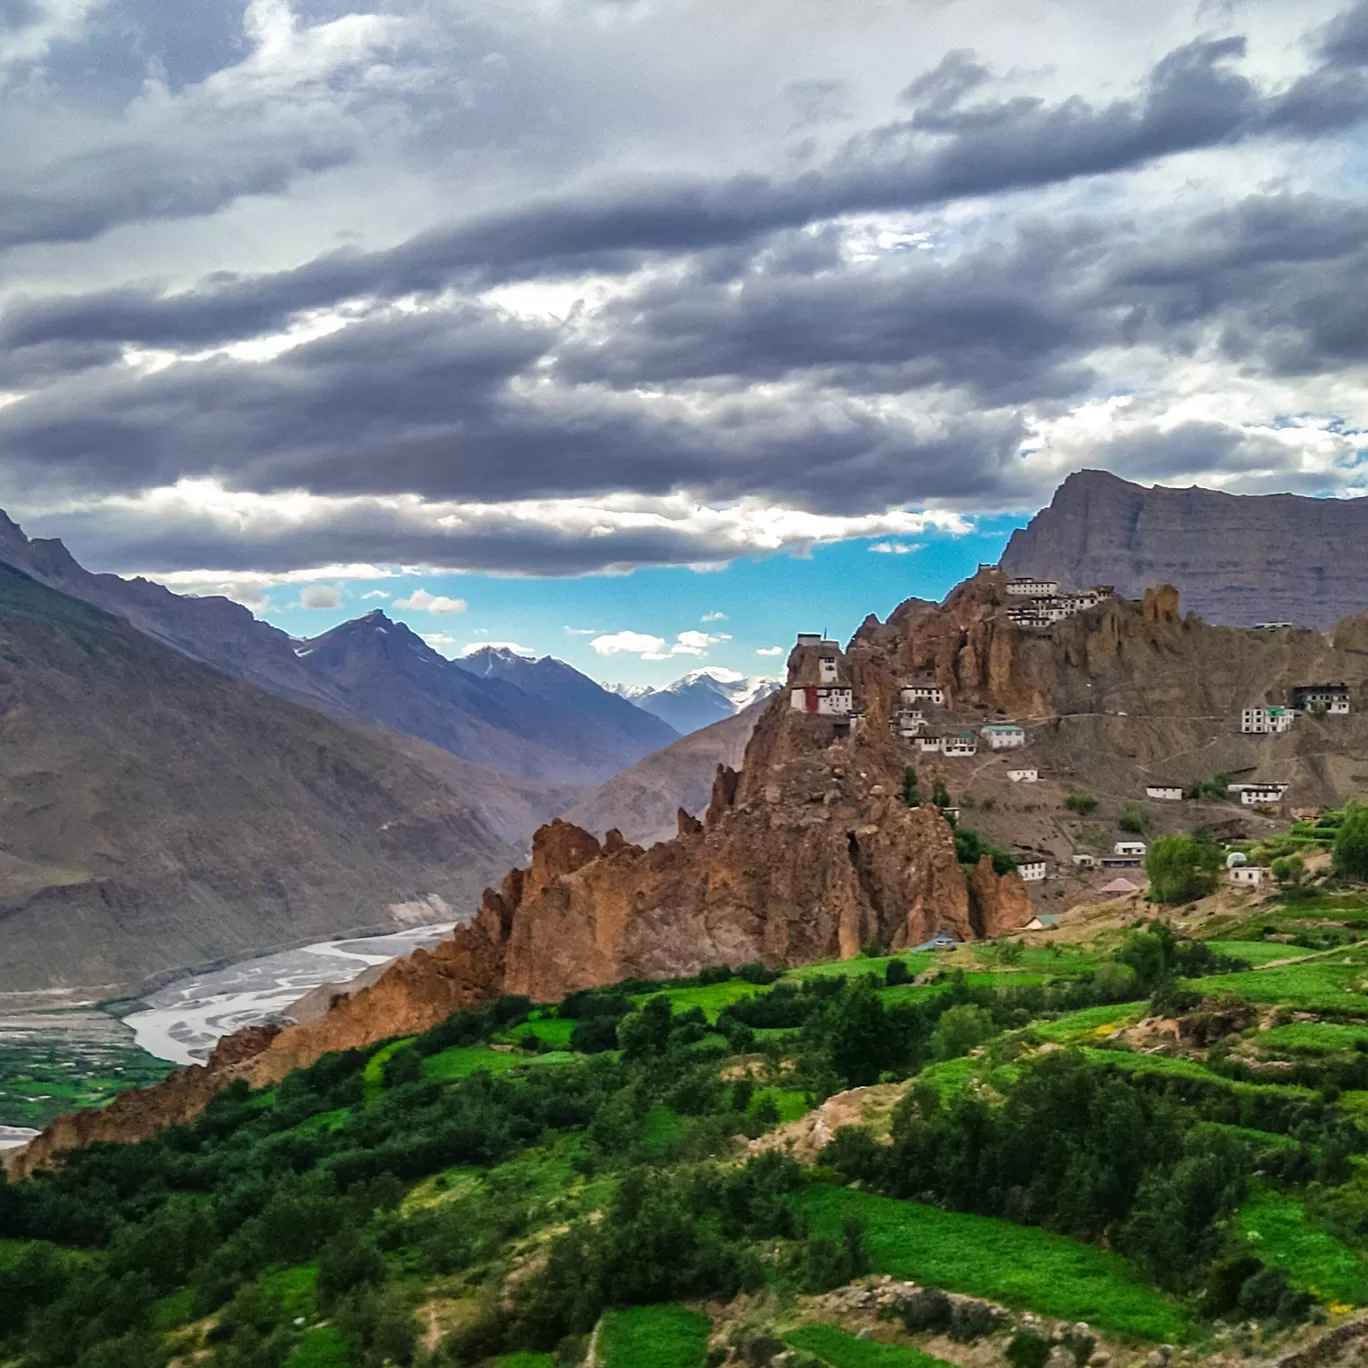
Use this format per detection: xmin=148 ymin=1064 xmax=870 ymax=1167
xmin=1035 ymin=913 xmax=1062 ymax=927
xmin=911 ymin=931 xmax=959 ymax=951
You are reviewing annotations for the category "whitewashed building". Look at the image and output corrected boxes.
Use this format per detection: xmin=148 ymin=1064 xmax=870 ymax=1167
xmin=1229 ymin=864 xmax=1272 ymax=886
xmin=790 ymin=685 xmax=854 ymax=716
xmin=1006 ymin=578 xmax=1060 ymax=597
xmin=1114 ymin=840 xmax=1147 ymax=857
xmin=1230 ymin=782 xmax=1288 ymax=806
xmin=1292 ymin=684 xmax=1351 ymax=715
xmin=1008 ymin=769 xmax=1039 ymax=783
xmin=1071 ymin=853 xmax=1098 ymax=868
xmin=942 ymin=733 xmax=978 ymax=757
xmin=916 ymin=734 xmax=943 ymax=753
xmin=1242 ymin=706 xmax=1295 ymax=734
xmin=1145 ymin=785 xmax=1184 ymax=801
xmin=901 ymin=682 xmax=945 ymax=707
xmin=982 ymin=723 xmax=1026 ymax=749
xmin=1016 ymin=857 xmax=1048 ymax=882
xmin=891 ymin=708 xmax=925 ymax=738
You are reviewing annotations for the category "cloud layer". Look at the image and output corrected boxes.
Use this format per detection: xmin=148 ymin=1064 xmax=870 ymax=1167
xmin=0 ymin=0 xmax=1366 ymax=579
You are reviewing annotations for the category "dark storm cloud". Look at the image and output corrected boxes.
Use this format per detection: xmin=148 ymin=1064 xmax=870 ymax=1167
xmin=8 ymin=15 xmax=1368 ymax=354
xmin=0 ymin=137 xmax=355 ymax=253
xmin=553 ymin=219 xmax=1109 ymax=403
xmin=0 ymin=295 xmax=1029 ymax=515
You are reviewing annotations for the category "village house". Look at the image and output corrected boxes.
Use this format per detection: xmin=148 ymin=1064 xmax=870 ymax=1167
xmin=1229 ymin=864 xmax=1272 ymax=886
xmin=1023 ymin=912 xmax=1063 ymax=930
xmin=1016 ymin=856 xmax=1048 ymax=882
xmin=1227 ymin=782 xmax=1288 ymax=806
xmin=916 ymin=734 xmax=943 ymax=753
xmin=1071 ymin=853 xmax=1099 ymax=868
xmin=1291 ymin=683 xmax=1351 ymax=714
xmin=900 ymin=681 xmax=945 ymax=707
xmin=981 ymin=723 xmax=1026 ymax=749
xmin=1102 ymin=855 xmax=1143 ymax=868
xmin=1145 ymin=784 xmax=1184 ymax=801
xmin=1006 ymin=607 xmax=1055 ymax=630
xmin=1241 ymin=705 xmax=1295 ymax=734
xmin=1099 ymin=876 xmax=1140 ymax=897
xmin=1006 ymin=577 xmax=1060 ymax=596
xmin=1114 ymin=840 xmax=1147 ymax=857
xmin=1008 ymin=768 xmax=1039 ymax=783
xmin=890 ymin=708 xmax=925 ymax=738
xmin=942 ymin=733 xmax=978 ymax=757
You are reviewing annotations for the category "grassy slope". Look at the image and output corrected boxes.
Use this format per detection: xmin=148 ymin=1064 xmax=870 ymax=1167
xmin=795 ymin=1187 xmax=1188 ymax=1342
xmin=599 ymin=1304 xmax=711 ymax=1368
xmin=786 ymin=1325 xmax=956 ymax=1368
xmin=1237 ymin=1191 xmax=1368 ymax=1305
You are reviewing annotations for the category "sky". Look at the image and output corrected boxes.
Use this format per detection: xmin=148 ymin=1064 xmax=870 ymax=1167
xmin=1 ymin=0 xmax=1367 ymax=685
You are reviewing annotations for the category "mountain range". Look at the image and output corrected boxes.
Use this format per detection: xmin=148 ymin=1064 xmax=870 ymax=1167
xmin=1001 ymin=469 xmax=1368 ymax=628
xmin=613 ymin=667 xmax=780 ymax=733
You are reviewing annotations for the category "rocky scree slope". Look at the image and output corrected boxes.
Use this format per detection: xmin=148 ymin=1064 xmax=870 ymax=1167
xmin=1001 ymin=469 xmax=1368 ymax=628
xmin=0 ymin=563 xmax=516 ymax=1004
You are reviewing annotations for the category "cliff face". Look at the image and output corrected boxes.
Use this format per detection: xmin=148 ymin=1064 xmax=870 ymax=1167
xmin=1001 ymin=470 xmax=1368 ymax=628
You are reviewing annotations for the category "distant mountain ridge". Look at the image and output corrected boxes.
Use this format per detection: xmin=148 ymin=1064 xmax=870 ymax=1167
xmin=0 ymin=563 xmax=516 ymax=1001
xmin=615 ymin=668 xmax=780 ymax=734
xmin=1001 ymin=470 xmax=1368 ymax=628
xmin=297 ymin=615 xmax=672 ymax=784
xmin=0 ymin=514 xmax=675 ymax=798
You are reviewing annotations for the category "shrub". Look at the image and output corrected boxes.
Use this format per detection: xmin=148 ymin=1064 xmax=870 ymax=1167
xmin=1146 ymin=834 xmax=1221 ymax=903
xmin=1006 ymin=1330 xmax=1052 ymax=1368
xmin=930 ymin=1004 xmax=994 ymax=1060
xmin=885 ymin=958 xmax=911 ymax=987
xmin=1120 ymin=803 xmax=1148 ymax=834
xmin=1064 ymin=794 xmax=1097 ymax=815
xmin=1333 ymin=802 xmax=1368 ymax=882
xmin=903 ymin=766 xmax=920 ymax=806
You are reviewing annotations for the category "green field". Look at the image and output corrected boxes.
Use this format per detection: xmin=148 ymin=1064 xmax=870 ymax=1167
xmin=363 ymin=1037 xmax=415 ymax=1101
xmin=1260 ymin=1022 xmax=1368 ymax=1054
xmin=1031 ymin=1001 xmax=1148 ymax=1043
xmin=785 ymin=954 xmax=933 ymax=982
xmin=1206 ymin=941 xmax=1309 ymax=965
xmin=599 ymin=1304 xmax=711 ymax=1368
xmin=1188 ymin=956 xmax=1368 ymax=1015
xmin=0 ymin=1034 xmax=175 ymax=1129
xmin=785 ymin=1325 xmax=956 ymax=1368
xmin=795 ymin=1186 xmax=1188 ymax=1341
xmin=631 ymin=979 xmax=766 ymax=1019
xmin=1081 ymin=1048 xmax=1314 ymax=1099
xmin=1238 ymin=1192 xmax=1368 ymax=1305
xmin=285 ymin=1325 xmax=350 ymax=1367
xmin=420 ymin=1045 xmax=575 ymax=1081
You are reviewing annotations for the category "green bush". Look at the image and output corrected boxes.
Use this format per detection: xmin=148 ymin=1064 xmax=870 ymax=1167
xmin=1064 ymin=794 xmax=1097 ymax=816
xmin=1333 ymin=802 xmax=1368 ymax=882
xmin=1119 ymin=803 xmax=1148 ymax=835
xmin=1146 ymin=835 xmax=1221 ymax=903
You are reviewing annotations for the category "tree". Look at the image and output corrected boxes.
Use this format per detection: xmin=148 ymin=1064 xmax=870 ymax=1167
xmin=1271 ymin=854 xmax=1305 ymax=887
xmin=1145 ymin=834 xmax=1220 ymax=903
xmin=930 ymin=1004 xmax=994 ymax=1060
xmin=1064 ymin=794 xmax=1097 ymax=815
xmin=903 ymin=766 xmax=920 ymax=806
xmin=828 ymin=982 xmax=892 ymax=1087
xmin=932 ymin=778 xmax=951 ymax=809
xmin=1119 ymin=803 xmax=1148 ymax=834
xmin=1333 ymin=802 xmax=1368 ymax=882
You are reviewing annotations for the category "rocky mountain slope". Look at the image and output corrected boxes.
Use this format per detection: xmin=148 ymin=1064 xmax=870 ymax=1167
xmin=0 ymin=564 xmax=516 ymax=1004
xmin=297 ymin=613 xmax=670 ymax=784
xmin=458 ymin=645 xmax=677 ymax=752
xmin=558 ymin=698 xmax=766 ymax=846
xmin=31 ymin=565 xmax=1368 ymax=1169
xmin=617 ymin=668 xmax=780 ymax=733
xmin=1001 ymin=469 xmax=1368 ymax=627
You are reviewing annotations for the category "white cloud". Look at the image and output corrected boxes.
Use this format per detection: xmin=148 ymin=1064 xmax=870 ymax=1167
xmin=869 ymin=541 xmax=924 ymax=555
xmin=460 ymin=641 xmax=534 ymax=656
xmin=756 ymin=646 xmax=784 ymax=656
xmin=393 ymin=587 xmax=467 ymax=614
xmin=564 ymin=626 xmax=599 ymax=635
xmin=701 ymin=611 xmax=727 ymax=622
xmin=420 ymin=632 xmax=459 ymax=655
xmin=297 ymin=583 xmax=341 ymax=609
xmin=361 ymin=589 xmax=391 ymax=600
xmin=591 ymin=630 xmax=667 ymax=657
xmin=671 ymin=629 xmax=731 ymax=656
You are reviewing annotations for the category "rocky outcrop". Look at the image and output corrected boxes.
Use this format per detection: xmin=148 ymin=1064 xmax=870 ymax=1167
xmin=1001 ymin=469 xmax=1368 ymax=628
xmin=967 ymin=855 xmax=1035 ymax=938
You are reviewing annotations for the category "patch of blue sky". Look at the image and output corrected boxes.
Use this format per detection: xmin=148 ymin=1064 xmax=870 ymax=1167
xmin=262 ymin=517 xmax=1024 ymax=688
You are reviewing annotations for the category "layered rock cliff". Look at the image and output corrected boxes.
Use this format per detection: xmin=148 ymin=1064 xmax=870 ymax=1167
xmin=32 ymin=567 xmax=1368 ymax=1175
xmin=1001 ymin=469 xmax=1368 ymax=628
